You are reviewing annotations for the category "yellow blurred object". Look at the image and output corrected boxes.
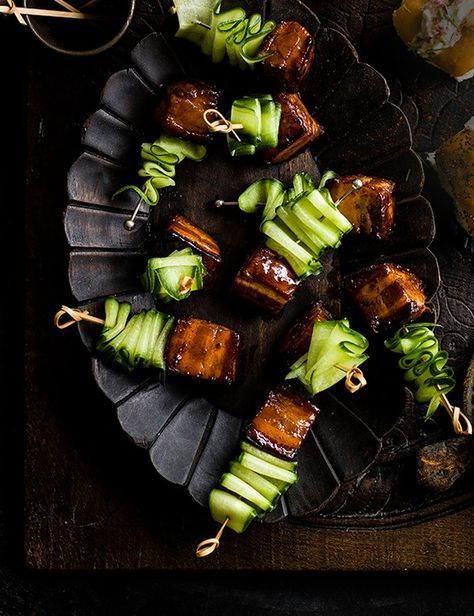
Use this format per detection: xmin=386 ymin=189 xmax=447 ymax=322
xmin=435 ymin=121 xmax=474 ymax=237
xmin=393 ymin=0 xmax=474 ymax=80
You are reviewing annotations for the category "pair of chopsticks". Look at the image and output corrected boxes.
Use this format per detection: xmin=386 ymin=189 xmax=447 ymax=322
xmin=0 ymin=0 xmax=112 ymax=25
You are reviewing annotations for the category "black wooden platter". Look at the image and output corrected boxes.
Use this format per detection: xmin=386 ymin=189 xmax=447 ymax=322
xmin=62 ymin=0 xmax=462 ymax=529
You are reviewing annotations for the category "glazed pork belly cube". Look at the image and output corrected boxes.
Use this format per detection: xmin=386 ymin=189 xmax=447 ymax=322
xmin=279 ymin=301 xmax=331 ymax=362
xmin=345 ymin=262 xmax=427 ymax=332
xmin=232 ymin=246 xmax=300 ymax=314
xmin=166 ymin=214 xmax=222 ymax=284
xmin=245 ymin=387 xmax=319 ymax=460
xmin=262 ymin=93 xmax=323 ymax=164
xmin=166 ymin=317 xmax=240 ymax=384
xmin=259 ymin=20 xmax=316 ymax=92
xmin=155 ymin=80 xmax=221 ymax=143
xmin=328 ymin=175 xmax=396 ymax=239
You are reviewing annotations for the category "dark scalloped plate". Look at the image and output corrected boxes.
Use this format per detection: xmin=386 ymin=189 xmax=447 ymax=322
xmin=64 ymin=0 xmax=443 ymax=526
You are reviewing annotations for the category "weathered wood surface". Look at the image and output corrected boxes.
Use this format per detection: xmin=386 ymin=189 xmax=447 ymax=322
xmin=24 ymin=0 xmax=474 ymax=570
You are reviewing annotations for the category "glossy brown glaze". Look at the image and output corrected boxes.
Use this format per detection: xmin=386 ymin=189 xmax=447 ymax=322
xmin=345 ymin=262 xmax=427 ymax=332
xmin=166 ymin=317 xmax=240 ymax=384
xmin=259 ymin=20 xmax=315 ymax=92
xmin=262 ymin=93 xmax=323 ymax=164
xmin=166 ymin=214 xmax=222 ymax=284
xmin=328 ymin=175 xmax=396 ymax=239
xmin=154 ymin=80 xmax=221 ymax=143
xmin=232 ymin=246 xmax=300 ymax=314
xmin=279 ymin=301 xmax=331 ymax=362
xmin=246 ymin=386 xmax=319 ymax=460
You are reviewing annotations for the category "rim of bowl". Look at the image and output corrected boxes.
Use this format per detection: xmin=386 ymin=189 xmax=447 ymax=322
xmin=24 ymin=0 xmax=137 ymax=57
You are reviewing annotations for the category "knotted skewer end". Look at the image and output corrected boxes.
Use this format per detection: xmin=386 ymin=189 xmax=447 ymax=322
xmin=195 ymin=518 xmax=228 ymax=559
xmin=203 ymin=109 xmax=243 ymax=142
xmin=54 ymin=305 xmax=105 ymax=330
xmin=335 ymin=364 xmax=367 ymax=394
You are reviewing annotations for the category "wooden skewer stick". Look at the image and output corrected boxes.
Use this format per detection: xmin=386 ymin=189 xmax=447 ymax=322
xmin=0 ymin=2 xmax=114 ymax=22
xmin=335 ymin=363 xmax=367 ymax=394
xmin=196 ymin=518 xmax=229 ymax=558
xmin=203 ymin=109 xmax=243 ymax=142
xmin=53 ymin=0 xmax=81 ymax=13
xmin=80 ymin=0 xmax=102 ymax=10
xmin=54 ymin=306 xmax=105 ymax=330
xmin=179 ymin=276 xmax=195 ymax=295
xmin=437 ymin=386 xmax=472 ymax=436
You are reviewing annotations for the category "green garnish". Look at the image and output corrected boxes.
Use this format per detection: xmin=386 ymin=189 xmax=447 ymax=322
xmin=286 ymin=320 xmax=369 ymax=395
xmin=142 ymin=248 xmax=206 ymax=303
xmin=96 ymin=297 xmax=174 ymax=373
xmin=226 ymin=95 xmax=281 ymax=157
xmin=237 ymin=171 xmax=352 ymax=279
xmin=114 ymin=135 xmax=207 ymax=206
xmin=174 ymin=0 xmax=275 ymax=69
xmin=385 ymin=323 xmax=456 ymax=419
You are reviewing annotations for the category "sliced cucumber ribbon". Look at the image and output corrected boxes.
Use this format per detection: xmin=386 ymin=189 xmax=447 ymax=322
xmin=236 ymin=172 xmax=352 ymax=280
xmin=114 ymin=135 xmax=207 ymax=207
xmin=142 ymin=248 xmax=206 ymax=303
xmin=175 ymin=0 xmax=276 ymax=69
xmin=226 ymin=95 xmax=281 ymax=157
xmin=97 ymin=297 xmax=174 ymax=373
xmin=286 ymin=320 xmax=369 ymax=396
xmin=385 ymin=323 xmax=456 ymax=419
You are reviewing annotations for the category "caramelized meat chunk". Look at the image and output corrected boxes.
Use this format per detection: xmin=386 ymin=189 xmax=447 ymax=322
xmin=262 ymin=93 xmax=323 ymax=164
xmin=328 ymin=175 xmax=396 ymax=239
xmin=166 ymin=317 xmax=240 ymax=384
xmin=345 ymin=262 xmax=427 ymax=332
xmin=279 ymin=301 xmax=331 ymax=362
xmin=155 ymin=80 xmax=220 ymax=143
xmin=232 ymin=246 xmax=300 ymax=314
xmin=246 ymin=387 xmax=319 ymax=459
xmin=259 ymin=21 xmax=315 ymax=92
xmin=166 ymin=214 xmax=222 ymax=284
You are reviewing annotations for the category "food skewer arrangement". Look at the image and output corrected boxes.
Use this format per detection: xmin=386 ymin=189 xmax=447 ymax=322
xmin=57 ymin=0 xmax=473 ymax=563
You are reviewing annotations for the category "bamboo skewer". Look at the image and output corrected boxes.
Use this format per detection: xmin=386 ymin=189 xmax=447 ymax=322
xmin=203 ymin=109 xmax=243 ymax=142
xmin=335 ymin=364 xmax=367 ymax=394
xmin=54 ymin=305 xmax=105 ymax=330
xmin=1 ymin=0 xmax=114 ymax=23
xmin=196 ymin=518 xmax=229 ymax=558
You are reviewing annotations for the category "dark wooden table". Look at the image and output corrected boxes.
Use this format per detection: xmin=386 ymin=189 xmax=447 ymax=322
xmin=21 ymin=0 xmax=474 ymax=571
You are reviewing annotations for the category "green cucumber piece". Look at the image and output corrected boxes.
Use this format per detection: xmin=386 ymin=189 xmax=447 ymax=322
xmin=103 ymin=296 xmax=120 ymax=329
xmin=144 ymin=311 xmax=167 ymax=369
xmin=230 ymin=98 xmax=261 ymax=145
xmin=303 ymin=190 xmax=353 ymax=233
xmin=292 ymin=199 xmax=342 ymax=247
xmin=133 ymin=309 xmax=156 ymax=368
xmin=237 ymin=177 xmax=285 ymax=220
xmin=238 ymin=453 xmax=298 ymax=484
xmin=174 ymin=0 xmax=214 ymax=45
xmin=229 ymin=461 xmax=282 ymax=504
xmin=240 ymin=441 xmax=296 ymax=471
xmin=152 ymin=134 xmax=207 ymax=162
xmin=306 ymin=320 xmax=339 ymax=372
xmin=151 ymin=316 xmax=174 ymax=370
xmin=262 ymin=220 xmax=316 ymax=265
xmin=209 ymin=488 xmax=257 ymax=533
xmin=265 ymin=238 xmax=320 ymax=279
xmin=212 ymin=8 xmax=245 ymax=63
xmin=266 ymin=477 xmax=290 ymax=494
xmin=220 ymin=472 xmax=273 ymax=512
xmin=227 ymin=138 xmax=256 ymax=157
xmin=258 ymin=98 xmax=280 ymax=149
xmin=276 ymin=205 xmax=325 ymax=257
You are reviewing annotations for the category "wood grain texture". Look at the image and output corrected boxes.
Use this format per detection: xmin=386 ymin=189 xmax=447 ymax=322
xmin=24 ymin=0 xmax=474 ymax=570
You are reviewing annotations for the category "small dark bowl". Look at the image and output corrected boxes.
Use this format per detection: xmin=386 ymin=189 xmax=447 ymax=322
xmin=24 ymin=0 xmax=136 ymax=56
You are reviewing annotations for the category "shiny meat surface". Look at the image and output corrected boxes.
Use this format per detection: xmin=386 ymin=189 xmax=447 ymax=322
xmin=232 ymin=246 xmax=300 ymax=314
xmin=166 ymin=214 xmax=222 ymax=283
xmin=262 ymin=93 xmax=323 ymax=164
xmin=259 ymin=20 xmax=316 ymax=92
xmin=166 ymin=317 xmax=240 ymax=384
xmin=246 ymin=387 xmax=319 ymax=460
xmin=328 ymin=175 xmax=396 ymax=239
xmin=155 ymin=80 xmax=221 ymax=143
xmin=279 ymin=301 xmax=331 ymax=362
xmin=345 ymin=262 xmax=427 ymax=332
